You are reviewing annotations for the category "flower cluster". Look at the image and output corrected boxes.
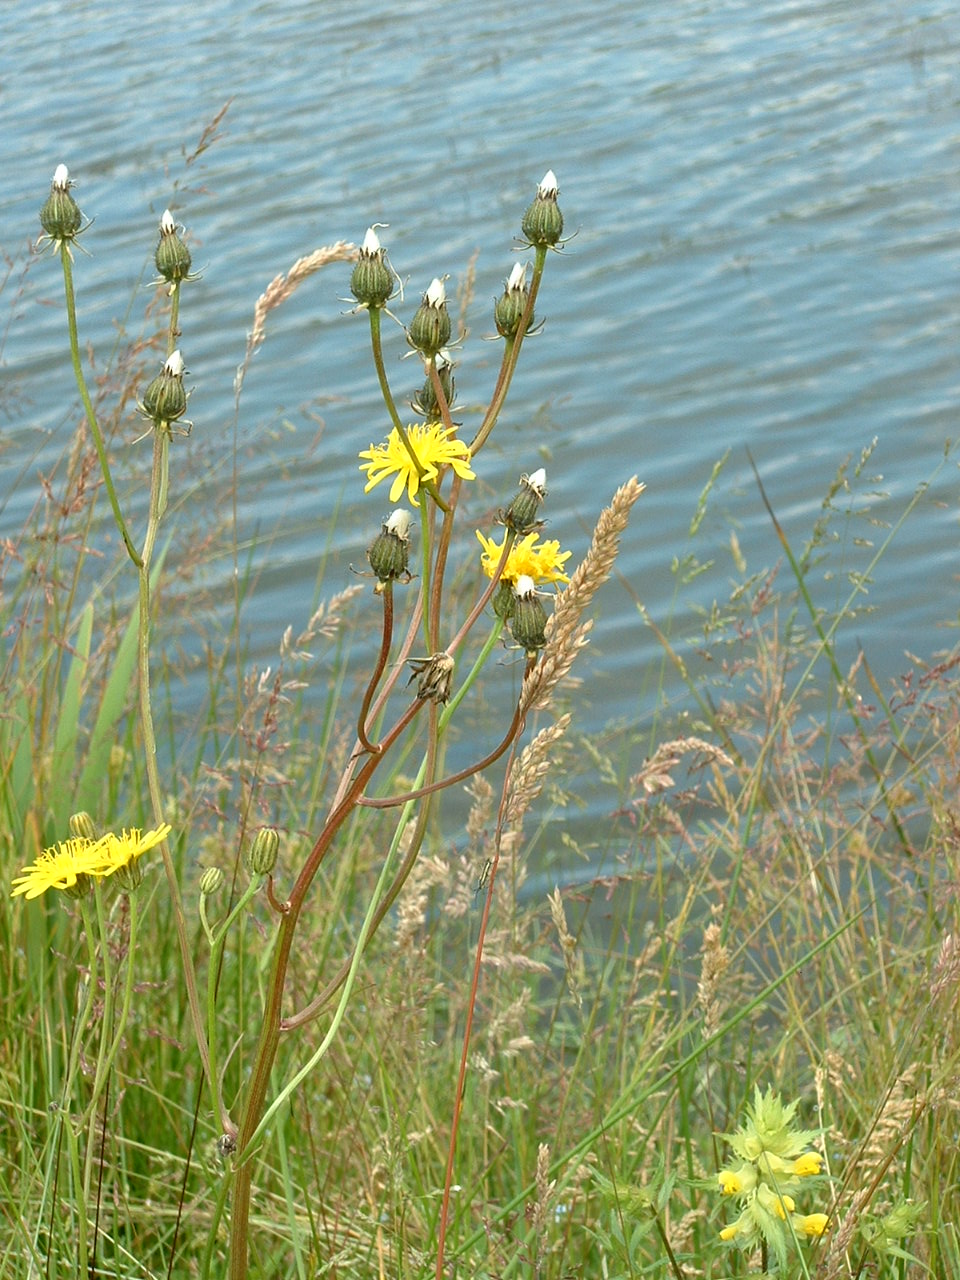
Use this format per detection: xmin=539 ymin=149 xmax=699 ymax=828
xmin=717 ymin=1086 xmax=828 ymax=1267
xmin=11 ymin=825 xmax=171 ymax=900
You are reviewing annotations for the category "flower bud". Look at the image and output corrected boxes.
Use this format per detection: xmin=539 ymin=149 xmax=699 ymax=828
xmin=367 ymin=508 xmax=411 ymax=584
xmin=350 ymin=226 xmax=394 ymax=308
xmin=247 ymin=827 xmax=280 ymax=876
xmin=494 ymin=261 xmax=534 ymax=339
xmin=502 ymin=467 xmax=547 ymax=534
xmin=39 ymin=164 xmax=83 ymax=247
xmin=199 ymin=866 xmax=224 ymax=897
xmin=69 ymin=811 xmax=99 ymax=842
xmin=408 ymin=278 xmax=451 ymax=357
xmin=141 ymin=349 xmax=188 ymax=426
xmin=155 ymin=208 xmax=193 ymax=283
xmin=509 ymin=576 xmax=548 ymax=654
xmin=407 ymin=652 xmax=455 ymax=703
xmin=521 ymin=170 xmax=564 ymax=248
xmin=493 ymin=579 xmax=516 ymax=622
xmin=411 ymin=352 xmax=455 ymax=418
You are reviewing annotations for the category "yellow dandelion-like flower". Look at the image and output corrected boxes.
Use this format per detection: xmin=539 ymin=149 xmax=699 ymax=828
xmin=359 ymin=422 xmax=475 ymax=506
xmin=97 ymin=824 xmax=171 ymax=877
xmin=476 ymin=529 xmax=572 ymax=586
xmin=11 ymin=838 xmax=104 ymax=900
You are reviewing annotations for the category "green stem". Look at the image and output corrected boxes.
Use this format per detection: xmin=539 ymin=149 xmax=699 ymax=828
xmin=58 ymin=243 xmax=141 ymax=567
xmin=469 ymin=244 xmax=547 ymax=457
xmin=137 ymin=420 xmax=215 ymax=1120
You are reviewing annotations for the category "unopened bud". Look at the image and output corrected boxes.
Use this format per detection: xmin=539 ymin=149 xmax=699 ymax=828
xmin=141 ymin=349 xmax=188 ymax=426
xmin=367 ymin=508 xmax=412 ymax=584
xmin=407 ymin=652 xmax=455 ymax=703
xmin=521 ymin=170 xmax=564 ymax=248
xmin=39 ymin=164 xmax=83 ymax=246
xmin=502 ymin=468 xmax=547 ymax=534
xmin=155 ymin=208 xmax=193 ymax=283
xmin=408 ymin=278 xmax=451 ymax=357
xmin=247 ymin=827 xmax=280 ymax=876
xmin=493 ymin=579 xmax=516 ymax=622
xmin=494 ymin=261 xmax=533 ymax=338
xmin=199 ymin=866 xmax=224 ymax=897
xmin=351 ymin=226 xmax=394 ymax=308
xmin=411 ymin=352 xmax=455 ymax=418
xmin=69 ymin=811 xmax=99 ymax=842
xmin=509 ymin=576 xmax=548 ymax=654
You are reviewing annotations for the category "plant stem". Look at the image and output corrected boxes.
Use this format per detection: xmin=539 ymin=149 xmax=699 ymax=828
xmin=58 ymin=243 xmax=141 ymax=567
xmin=227 ymin=699 xmax=423 ymax=1278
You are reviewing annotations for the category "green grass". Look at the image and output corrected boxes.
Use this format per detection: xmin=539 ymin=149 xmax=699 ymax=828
xmin=2 ymin=168 xmax=958 ymax=1280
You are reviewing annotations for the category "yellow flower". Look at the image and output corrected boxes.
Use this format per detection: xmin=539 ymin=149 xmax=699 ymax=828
xmin=476 ymin=529 xmax=572 ymax=586
xmin=793 ymin=1152 xmax=823 ymax=1177
xmin=718 ymin=1164 xmax=757 ymax=1196
xmin=97 ymin=825 xmax=171 ymax=877
xmin=359 ymin=422 xmax=475 ymax=506
xmin=795 ymin=1212 xmax=829 ymax=1237
xmin=10 ymin=838 xmax=104 ymax=899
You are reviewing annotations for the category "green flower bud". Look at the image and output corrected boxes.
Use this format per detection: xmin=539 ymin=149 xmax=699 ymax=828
xmin=141 ymin=350 xmax=188 ymax=426
xmin=509 ymin=575 xmax=548 ymax=654
xmin=351 ymin=226 xmax=394 ymax=308
xmin=502 ymin=467 xmax=547 ymax=535
xmin=39 ymin=165 xmax=83 ymax=247
xmin=69 ymin=811 xmax=99 ymax=842
xmin=367 ymin=509 xmax=411 ymax=584
xmin=155 ymin=209 xmax=193 ymax=283
xmin=411 ymin=352 xmax=455 ymax=418
xmin=408 ymin=278 xmax=451 ymax=357
xmin=407 ymin=652 xmax=455 ymax=703
xmin=493 ymin=579 xmax=516 ymax=622
xmin=494 ymin=262 xmax=533 ymax=338
xmin=247 ymin=827 xmax=280 ymax=876
xmin=521 ymin=170 xmax=564 ymax=248
xmin=199 ymin=866 xmax=224 ymax=897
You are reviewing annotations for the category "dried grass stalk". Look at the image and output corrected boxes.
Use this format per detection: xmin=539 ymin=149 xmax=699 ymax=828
xmin=235 ymin=240 xmax=359 ymax=396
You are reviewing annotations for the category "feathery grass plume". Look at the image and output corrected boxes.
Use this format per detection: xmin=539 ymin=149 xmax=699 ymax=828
xmin=235 ymin=240 xmax=359 ymax=396
xmin=502 ymin=715 xmax=571 ymax=835
xmin=548 ymin=885 xmax=583 ymax=1011
xmin=532 ymin=1141 xmax=555 ymax=1274
xmin=522 ymin=476 xmax=644 ymax=713
xmin=697 ymin=920 xmax=730 ymax=1038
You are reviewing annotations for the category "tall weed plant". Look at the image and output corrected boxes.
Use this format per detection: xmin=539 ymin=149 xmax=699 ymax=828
xmin=2 ymin=135 xmax=957 ymax=1280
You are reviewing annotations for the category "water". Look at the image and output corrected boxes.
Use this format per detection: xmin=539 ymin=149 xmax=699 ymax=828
xmin=2 ymin=0 xmax=959 ymax=866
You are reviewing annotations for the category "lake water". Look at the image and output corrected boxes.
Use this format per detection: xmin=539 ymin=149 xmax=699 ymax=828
xmin=2 ymin=0 xmax=959 ymax=873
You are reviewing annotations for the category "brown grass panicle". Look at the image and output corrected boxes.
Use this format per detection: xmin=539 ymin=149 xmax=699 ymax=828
xmin=521 ymin=476 xmax=644 ymax=714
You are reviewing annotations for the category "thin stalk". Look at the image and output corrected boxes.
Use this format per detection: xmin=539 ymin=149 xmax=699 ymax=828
xmin=58 ymin=243 xmax=140 ymax=567
xmin=356 ymin=583 xmax=394 ymax=753
xmin=368 ymin=307 xmax=446 ymax=509
xmin=433 ymin=659 xmax=536 ymax=1279
xmin=136 ymin=433 xmax=215 ymax=1106
xmin=227 ymin=699 xmax=422 ymax=1279
xmin=357 ymin=621 xmax=515 ymax=809
xmin=468 ymin=244 xmax=547 ymax=458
